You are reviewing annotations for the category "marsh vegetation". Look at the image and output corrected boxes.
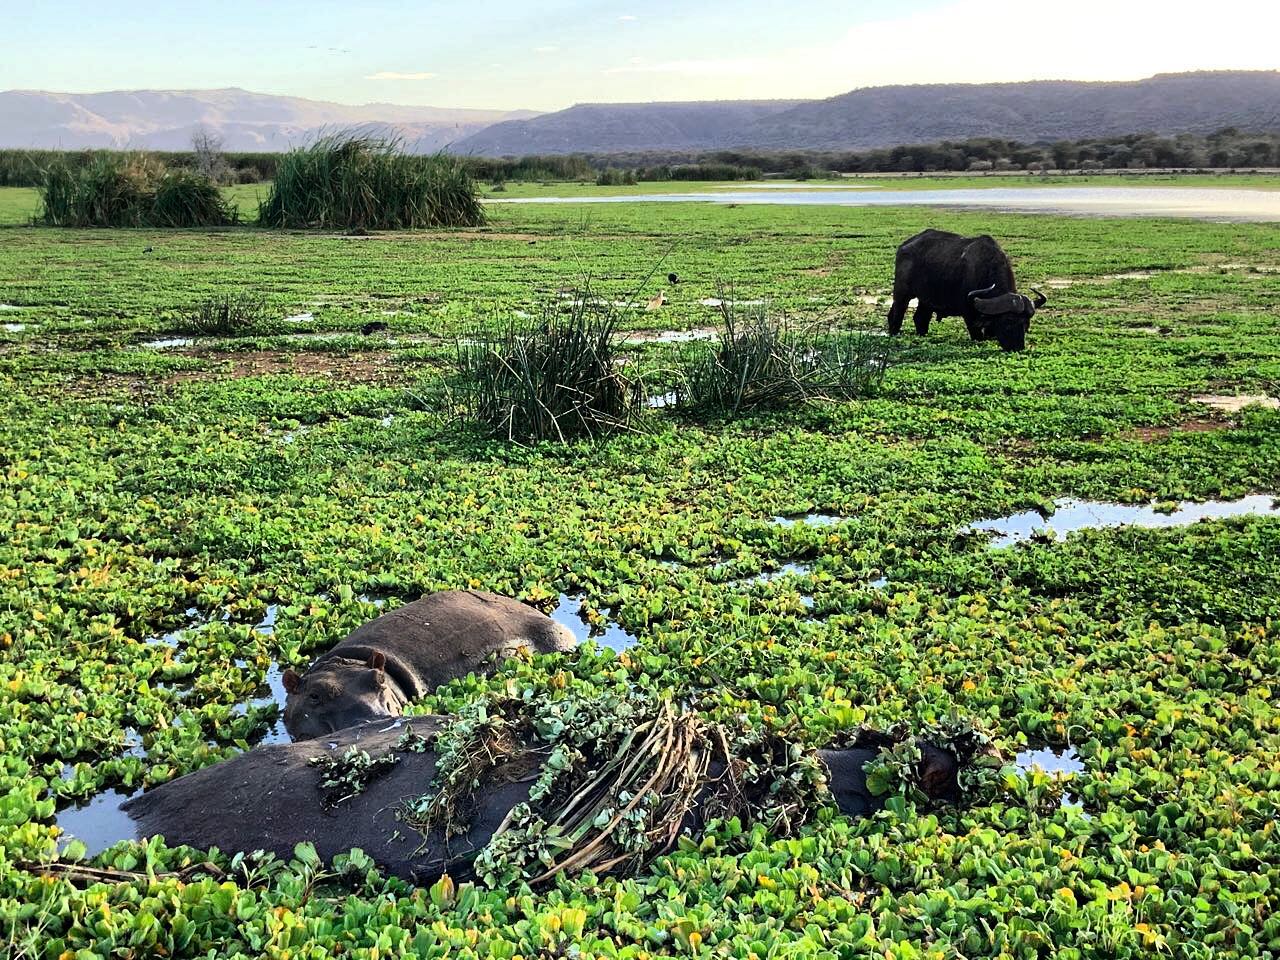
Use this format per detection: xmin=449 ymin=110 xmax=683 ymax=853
xmin=1 ymin=174 xmax=1278 ymax=958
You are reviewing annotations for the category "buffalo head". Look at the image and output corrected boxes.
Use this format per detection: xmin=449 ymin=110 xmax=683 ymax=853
xmin=282 ymin=651 xmax=405 ymax=740
xmin=967 ymin=284 xmax=1046 ymax=352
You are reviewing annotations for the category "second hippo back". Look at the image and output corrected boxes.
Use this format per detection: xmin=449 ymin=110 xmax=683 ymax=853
xmin=328 ymin=590 xmax=575 ymax=698
xmin=282 ymin=590 xmax=576 ymax=739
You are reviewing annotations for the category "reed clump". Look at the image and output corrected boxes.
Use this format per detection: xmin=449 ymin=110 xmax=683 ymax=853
xmin=454 ymin=287 xmax=643 ymax=444
xmin=257 ymin=134 xmax=485 ymax=230
xmin=185 ymin=292 xmax=270 ymax=336
xmin=677 ymin=296 xmax=895 ymax=415
xmin=37 ymin=154 xmax=235 ymax=228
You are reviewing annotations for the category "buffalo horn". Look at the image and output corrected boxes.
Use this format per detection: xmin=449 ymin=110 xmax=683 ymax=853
xmin=966 ymin=282 xmax=998 ymax=303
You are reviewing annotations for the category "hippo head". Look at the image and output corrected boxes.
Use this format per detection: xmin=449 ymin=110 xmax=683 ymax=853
xmin=282 ymin=651 xmax=403 ymax=740
xmin=967 ymin=285 xmax=1047 ymax=352
xmin=917 ymin=743 xmax=962 ymax=803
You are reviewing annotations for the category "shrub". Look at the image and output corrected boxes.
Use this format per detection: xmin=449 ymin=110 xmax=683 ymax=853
xmin=185 ymin=292 xmax=270 ymax=336
xmin=453 ymin=289 xmax=643 ymax=444
xmin=37 ymin=153 xmax=236 ymax=227
xmin=677 ymin=299 xmax=894 ymax=415
xmin=257 ymin=134 xmax=484 ymax=230
xmin=191 ymin=128 xmax=232 ymax=186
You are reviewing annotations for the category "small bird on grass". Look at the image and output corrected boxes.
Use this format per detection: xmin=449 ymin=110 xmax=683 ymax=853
xmin=667 ymin=272 xmax=679 ymax=284
xmin=646 ymin=291 xmax=666 ymax=311
xmin=360 ymin=321 xmax=389 ymax=336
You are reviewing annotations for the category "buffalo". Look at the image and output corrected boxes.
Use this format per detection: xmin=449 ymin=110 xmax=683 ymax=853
xmin=887 ymin=229 xmax=1046 ymax=351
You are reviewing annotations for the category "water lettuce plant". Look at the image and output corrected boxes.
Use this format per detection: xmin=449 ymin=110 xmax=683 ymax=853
xmin=0 ymin=177 xmax=1278 ymax=957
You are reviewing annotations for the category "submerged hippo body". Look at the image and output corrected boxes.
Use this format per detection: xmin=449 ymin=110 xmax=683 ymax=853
xmin=282 ymin=591 xmax=576 ymax=739
xmin=125 ymin=718 xmax=521 ymax=882
xmin=123 ymin=720 xmax=962 ymax=884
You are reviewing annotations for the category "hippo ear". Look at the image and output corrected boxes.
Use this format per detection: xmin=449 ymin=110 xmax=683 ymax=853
xmin=282 ymin=668 xmax=302 ymax=694
xmin=368 ymin=651 xmax=386 ymax=672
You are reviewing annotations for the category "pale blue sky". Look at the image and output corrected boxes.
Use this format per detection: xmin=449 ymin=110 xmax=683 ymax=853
xmin=4 ymin=0 xmax=1276 ymax=111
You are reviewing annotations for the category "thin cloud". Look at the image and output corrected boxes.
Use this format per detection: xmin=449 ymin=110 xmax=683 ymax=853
xmin=619 ymin=14 xmax=637 ymax=20
xmin=534 ymin=45 xmax=560 ymax=53
xmin=364 ymin=71 xmax=437 ymax=81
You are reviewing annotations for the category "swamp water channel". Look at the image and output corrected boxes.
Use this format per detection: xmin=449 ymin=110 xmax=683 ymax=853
xmin=52 ymin=496 xmax=1275 ymax=855
xmin=500 ymin=186 xmax=1280 ymax=222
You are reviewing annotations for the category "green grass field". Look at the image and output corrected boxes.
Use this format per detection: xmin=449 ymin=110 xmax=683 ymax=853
xmin=2 ymin=179 xmax=1279 ymax=958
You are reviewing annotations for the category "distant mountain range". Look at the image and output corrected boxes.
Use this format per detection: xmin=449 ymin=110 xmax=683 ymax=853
xmin=3 ymin=72 xmax=1278 ymax=156
xmin=456 ymin=72 xmax=1280 ymax=155
xmin=0 ymin=88 xmax=539 ymax=152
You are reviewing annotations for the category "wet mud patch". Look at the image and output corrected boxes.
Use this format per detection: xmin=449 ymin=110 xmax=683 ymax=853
xmin=163 ymin=349 xmax=411 ymax=385
xmin=1125 ymin=419 xmax=1229 ymax=441
xmin=1191 ymin=394 xmax=1280 ymax=413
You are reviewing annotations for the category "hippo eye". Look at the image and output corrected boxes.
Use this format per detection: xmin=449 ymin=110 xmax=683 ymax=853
xmin=307 ymin=691 xmax=321 ymax=704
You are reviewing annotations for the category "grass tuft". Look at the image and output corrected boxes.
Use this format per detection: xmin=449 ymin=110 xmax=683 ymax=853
xmin=453 ymin=286 xmax=644 ymax=444
xmin=257 ymin=134 xmax=485 ymax=231
xmin=677 ymin=294 xmax=895 ymax=415
xmin=185 ymin=292 xmax=270 ymax=336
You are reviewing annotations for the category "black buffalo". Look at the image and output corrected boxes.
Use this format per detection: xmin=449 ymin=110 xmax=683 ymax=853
xmin=887 ymin=229 xmax=1046 ymax=351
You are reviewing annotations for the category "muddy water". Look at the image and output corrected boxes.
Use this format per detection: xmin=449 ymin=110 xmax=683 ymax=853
xmin=727 ymin=561 xmax=815 ymax=587
xmin=1015 ymin=746 xmax=1088 ymax=810
xmin=1015 ymin=746 xmax=1086 ymax=775
xmin=231 ymin=663 xmax=292 ymax=745
xmin=55 ymin=788 xmax=141 ymax=856
xmin=773 ymin=512 xmax=847 ymax=528
xmin=622 ymin=328 xmax=719 ymax=344
xmin=967 ymin=495 xmax=1280 ymax=548
xmin=548 ymin=593 xmax=639 ymax=652
xmin=498 ymin=187 xmax=1280 ymax=222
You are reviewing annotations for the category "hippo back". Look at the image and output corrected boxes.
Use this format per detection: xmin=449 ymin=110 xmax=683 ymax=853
xmin=123 ymin=716 xmax=531 ymax=882
xmin=323 ymin=590 xmax=577 ymax=700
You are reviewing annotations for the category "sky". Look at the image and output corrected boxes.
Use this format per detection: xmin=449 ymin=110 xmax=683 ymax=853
xmin=4 ymin=0 xmax=1278 ymax=112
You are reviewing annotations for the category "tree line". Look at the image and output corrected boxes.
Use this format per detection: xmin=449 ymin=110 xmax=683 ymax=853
xmin=2 ymin=129 xmax=1277 ymax=188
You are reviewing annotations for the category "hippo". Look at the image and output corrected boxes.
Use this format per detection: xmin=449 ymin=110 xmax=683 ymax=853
xmin=122 ymin=717 xmax=969 ymax=885
xmin=281 ymin=591 xmax=576 ymax=739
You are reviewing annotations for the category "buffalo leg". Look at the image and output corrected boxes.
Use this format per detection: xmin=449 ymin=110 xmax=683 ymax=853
xmin=912 ymin=301 xmax=933 ymax=335
xmin=886 ymin=294 xmax=910 ymax=336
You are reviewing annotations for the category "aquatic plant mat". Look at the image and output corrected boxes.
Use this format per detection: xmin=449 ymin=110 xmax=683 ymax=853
xmin=4 ymin=180 xmax=1280 ymax=957
xmin=401 ymin=691 xmax=992 ymax=888
xmin=399 ymin=691 xmax=824 ymax=885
